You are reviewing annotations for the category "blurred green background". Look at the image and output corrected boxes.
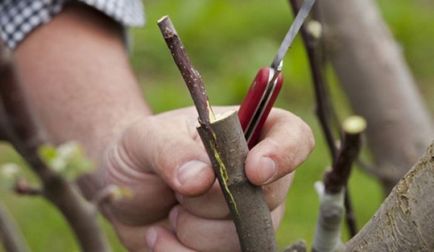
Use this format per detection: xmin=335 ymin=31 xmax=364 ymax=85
xmin=1 ymin=0 xmax=433 ymax=251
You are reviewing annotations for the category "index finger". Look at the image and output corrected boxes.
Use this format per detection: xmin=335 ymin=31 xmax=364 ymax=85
xmin=245 ymin=108 xmax=315 ymax=185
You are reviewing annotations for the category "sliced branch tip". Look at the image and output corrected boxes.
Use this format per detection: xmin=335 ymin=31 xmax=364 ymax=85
xmin=158 ymin=16 xmax=276 ymax=251
xmin=288 ymin=0 xmax=358 ymax=237
xmin=324 ymin=116 xmax=366 ymax=193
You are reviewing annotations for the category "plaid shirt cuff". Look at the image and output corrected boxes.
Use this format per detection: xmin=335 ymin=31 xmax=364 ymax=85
xmin=0 ymin=0 xmax=145 ymax=49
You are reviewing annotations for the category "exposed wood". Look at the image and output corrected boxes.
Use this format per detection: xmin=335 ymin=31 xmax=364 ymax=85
xmin=324 ymin=116 xmax=365 ymax=194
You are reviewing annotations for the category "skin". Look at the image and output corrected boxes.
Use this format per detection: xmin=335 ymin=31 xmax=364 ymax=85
xmin=13 ymin=3 xmax=314 ymax=252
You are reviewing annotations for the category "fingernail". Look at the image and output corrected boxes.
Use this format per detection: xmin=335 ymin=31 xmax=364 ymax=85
xmin=146 ymin=228 xmax=157 ymax=250
xmin=259 ymin=157 xmax=276 ymax=184
xmin=177 ymin=160 xmax=208 ymax=186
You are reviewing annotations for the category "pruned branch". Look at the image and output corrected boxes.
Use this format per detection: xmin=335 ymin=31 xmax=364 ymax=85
xmin=0 ymin=42 xmax=109 ymax=252
xmin=324 ymin=116 xmax=366 ymax=194
xmin=288 ymin=0 xmax=358 ymax=237
xmin=312 ymin=116 xmax=365 ymax=251
xmin=158 ymin=16 xmax=275 ymax=251
xmin=317 ymin=0 xmax=433 ymax=193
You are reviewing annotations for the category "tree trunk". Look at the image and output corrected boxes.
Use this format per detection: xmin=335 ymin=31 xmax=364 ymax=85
xmin=344 ymin=141 xmax=434 ymax=251
xmin=318 ymin=0 xmax=433 ymax=193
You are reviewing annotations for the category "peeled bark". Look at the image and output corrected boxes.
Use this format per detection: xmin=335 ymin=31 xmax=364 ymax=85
xmin=344 ymin=141 xmax=434 ymax=251
xmin=318 ymin=0 xmax=433 ymax=192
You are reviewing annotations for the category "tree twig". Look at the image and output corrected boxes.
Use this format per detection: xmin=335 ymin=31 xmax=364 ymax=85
xmin=288 ymin=0 xmax=358 ymax=237
xmin=312 ymin=116 xmax=365 ymax=252
xmin=158 ymin=16 xmax=276 ymax=251
xmin=289 ymin=0 xmax=337 ymax=160
xmin=0 ymin=202 xmax=29 ymax=252
xmin=0 ymin=42 xmax=110 ymax=252
xmin=157 ymin=16 xmax=215 ymax=125
xmin=324 ymin=116 xmax=366 ymax=193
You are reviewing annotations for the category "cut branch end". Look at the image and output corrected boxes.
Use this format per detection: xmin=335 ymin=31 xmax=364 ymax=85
xmin=343 ymin=116 xmax=367 ymax=135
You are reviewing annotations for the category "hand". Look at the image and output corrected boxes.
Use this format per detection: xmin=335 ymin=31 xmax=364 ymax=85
xmin=100 ymin=106 xmax=314 ymax=251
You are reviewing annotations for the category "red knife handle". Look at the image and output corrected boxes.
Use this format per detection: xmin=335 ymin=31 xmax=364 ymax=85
xmin=238 ymin=67 xmax=283 ymax=149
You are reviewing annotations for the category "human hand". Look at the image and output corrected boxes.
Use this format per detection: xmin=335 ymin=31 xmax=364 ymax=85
xmin=101 ymin=106 xmax=314 ymax=251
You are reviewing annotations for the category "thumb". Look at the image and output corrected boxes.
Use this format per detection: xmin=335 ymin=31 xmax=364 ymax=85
xmin=120 ymin=114 xmax=215 ymax=196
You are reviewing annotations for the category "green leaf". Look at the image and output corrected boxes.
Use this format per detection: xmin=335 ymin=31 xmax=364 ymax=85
xmin=38 ymin=144 xmax=58 ymax=163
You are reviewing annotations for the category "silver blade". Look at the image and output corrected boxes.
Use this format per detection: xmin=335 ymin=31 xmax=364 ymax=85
xmin=270 ymin=0 xmax=316 ymax=70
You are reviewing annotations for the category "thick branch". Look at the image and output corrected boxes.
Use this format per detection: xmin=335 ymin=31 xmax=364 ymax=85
xmin=197 ymin=113 xmax=275 ymax=252
xmin=318 ymin=0 xmax=433 ymax=192
xmin=0 ymin=202 xmax=29 ymax=252
xmin=0 ymin=43 xmax=109 ymax=252
xmin=345 ymin=142 xmax=434 ymax=251
xmin=158 ymin=16 xmax=275 ymax=251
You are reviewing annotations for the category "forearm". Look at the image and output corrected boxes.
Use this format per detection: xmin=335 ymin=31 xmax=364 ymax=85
xmin=14 ymin=4 xmax=150 ymax=163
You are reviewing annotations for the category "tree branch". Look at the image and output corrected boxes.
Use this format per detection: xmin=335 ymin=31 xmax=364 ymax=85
xmin=312 ymin=116 xmax=365 ymax=251
xmin=158 ymin=16 xmax=275 ymax=251
xmin=344 ymin=141 xmax=434 ymax=251
xmin=0 ymin=42 xmax=110 ymax=252
xmin=0 ymin=202 xmax=29 ymax=252
xmin=318 ymin=0 xmax=433 ymax=193
xmin=289 ymin=0 xmax=337 ymax=161
xmin=324 ymin=116 xmax=366 ymax=194
xmin=157 ymin=16 xmax=215 ymax=124
xmin=288 ymin=0 xmax=358 ymax=237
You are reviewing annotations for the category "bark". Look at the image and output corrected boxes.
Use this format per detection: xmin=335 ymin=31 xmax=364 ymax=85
xmin=318 ymin=0 xmax=434 ymax=192
xmin=312 ymin=183 xmax=344 ymax=252
xmin=0 ymin=202 xmax=29 ymax=252
xmin=158 ymin=16 xmax=275 ymax=251
xmin=197 ymin=113 xmax=275 ymax=252
xmin=157 ymin=16 xmax=215 ymax=124
xmin=344 ymin=141 xmax=434 ymax=251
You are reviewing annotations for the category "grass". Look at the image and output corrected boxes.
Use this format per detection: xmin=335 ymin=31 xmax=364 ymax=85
xmin=0 ymin=0 xmax=433 ymax=251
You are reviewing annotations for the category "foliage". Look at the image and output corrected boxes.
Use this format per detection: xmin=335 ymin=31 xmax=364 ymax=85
xmin=38 ymin=142 xmax=93 ymax=181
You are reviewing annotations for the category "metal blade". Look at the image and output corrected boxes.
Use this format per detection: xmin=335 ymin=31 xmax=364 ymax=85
xmin=270 ymin=0 xmax=316 ymax=70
